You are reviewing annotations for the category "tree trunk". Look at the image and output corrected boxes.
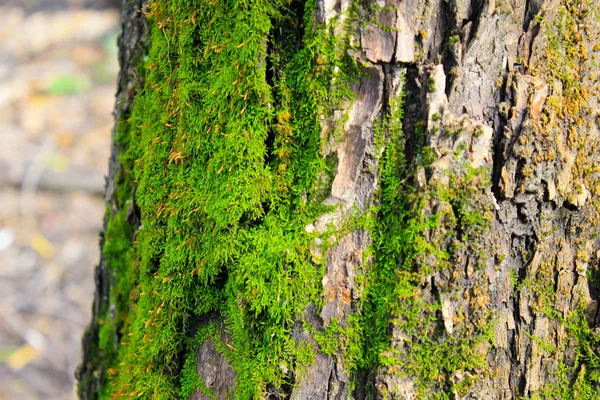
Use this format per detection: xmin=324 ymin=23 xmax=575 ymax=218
xmin=77 ymin=0 xmax=600 ymax=399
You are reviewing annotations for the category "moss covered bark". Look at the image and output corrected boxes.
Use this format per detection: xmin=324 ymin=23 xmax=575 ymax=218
xmin=78 ymin=0 xmax=600 ymax=399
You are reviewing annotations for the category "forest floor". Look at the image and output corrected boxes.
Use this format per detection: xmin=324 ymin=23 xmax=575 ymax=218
xmin=0 ymin=1 xmax=119 ymax=398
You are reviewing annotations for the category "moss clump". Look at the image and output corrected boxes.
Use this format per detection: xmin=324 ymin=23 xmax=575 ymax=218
xmin=93 ymin=0 xmax=360 ymax=398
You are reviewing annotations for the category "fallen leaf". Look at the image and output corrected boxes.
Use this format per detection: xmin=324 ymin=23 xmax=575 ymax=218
xmin=31 ymin=233 xmax=55 ymax=259
xmin=6 ymin=344 xmax=39 ymax=370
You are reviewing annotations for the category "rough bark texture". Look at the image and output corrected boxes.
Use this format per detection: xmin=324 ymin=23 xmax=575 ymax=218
xmin=78 ymin=0 xmax=600 ymax=399
xmin=75 ymin=0 xmax=147 ymax=398
xmin=355 ymin=0 xmax=600 ymax=398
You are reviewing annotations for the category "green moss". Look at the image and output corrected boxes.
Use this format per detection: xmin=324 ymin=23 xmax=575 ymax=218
xmin=87 ymin=0 xmax=528 ymax=398
xmin=312 ymin=318 xmax=345 ymax=356
xmin=346 ymin=79 xmax=495 ymax=396
xmin=531 ymin=308 xmax=600 ymax=399
xmin=524 ymin=0 xmax=600 ymax=396
xmin=79 ymin=108 xmax=141 ymax=399
xmin=91 ymin=0 xmax=360 ymax=398
xmin=427 ymin=76 xmax=436 ymax=92
xmin=97 ymin=313 xmax=118 ymax=366
xmin=534 ymin=0 xmax=600 ymax=217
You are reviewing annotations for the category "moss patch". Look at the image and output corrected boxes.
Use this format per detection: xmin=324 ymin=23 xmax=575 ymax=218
xmin=347 ymin=85 xmax=495 ymax=397
xmin=92 ymin=0 xmax=361 ymax=398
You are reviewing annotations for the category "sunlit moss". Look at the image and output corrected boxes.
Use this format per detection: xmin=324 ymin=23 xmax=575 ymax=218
xmin=90 ymin=0 xmax=360 ymax=398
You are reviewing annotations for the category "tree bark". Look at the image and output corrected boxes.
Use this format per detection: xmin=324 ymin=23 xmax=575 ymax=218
xmin=78 ymin=0 xmax=600 ymax=399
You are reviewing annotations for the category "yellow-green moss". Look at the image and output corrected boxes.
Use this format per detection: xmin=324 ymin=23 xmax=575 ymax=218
xmin=347 ymin=86 xmax=495 ymax=397
xmin=86 ymin=0 xmax=600 ymax=398
xmin=93 ymin=0 xmax=360 ymax=398
xmin=525 ymin=0 xmax=600 ymax=396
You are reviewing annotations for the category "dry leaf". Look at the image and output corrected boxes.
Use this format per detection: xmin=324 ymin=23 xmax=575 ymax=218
xmin=6 ymin=344 xmax=39 ymax=370
xmin=30 ymin=233 xmax=55 ymax=259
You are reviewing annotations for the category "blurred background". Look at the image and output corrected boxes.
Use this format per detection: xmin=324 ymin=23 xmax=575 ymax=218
xmin=0 ymin=0 xmax=121 ymax=398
